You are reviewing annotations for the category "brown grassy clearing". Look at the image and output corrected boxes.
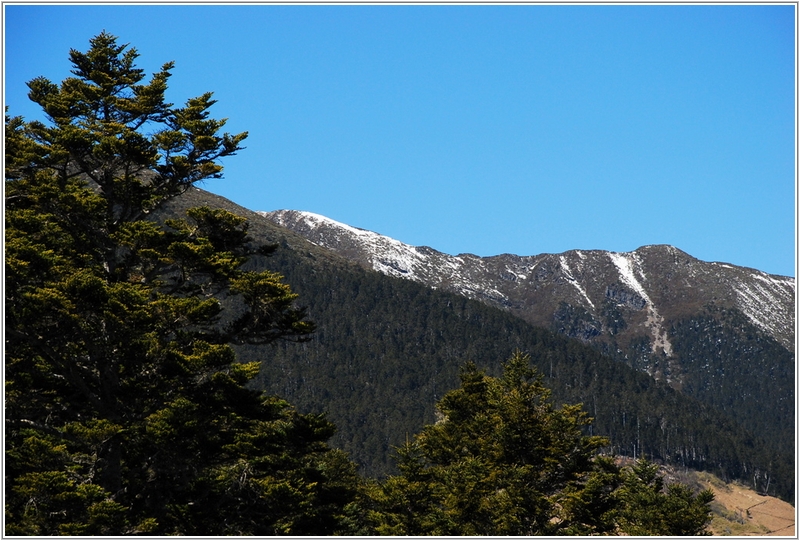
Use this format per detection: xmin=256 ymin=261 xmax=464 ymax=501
xmin=693 ymin=471 xmax=795 ymax=536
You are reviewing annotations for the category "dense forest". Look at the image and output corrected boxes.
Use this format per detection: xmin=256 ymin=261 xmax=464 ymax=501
xmin=160 ymin=186 xmax=795 ymax=504
xmin=2 ymin=32 xmax=782 ymax=535
xmin=229 ymin=229 xmax=792 ymax=500
xmin=163 ymin=188 xmax=795 ymax=501
xmin=670 ymin=307 xmax=794 ymax=457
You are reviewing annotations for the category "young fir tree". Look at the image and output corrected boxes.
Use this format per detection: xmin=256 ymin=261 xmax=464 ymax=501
xmin=615 ymin=457 xmax=715 ymax=536
xmin=5 ymin=32 xmax=358 ymax=535
xmin=360 ymin=351 xmax=714 ymax=535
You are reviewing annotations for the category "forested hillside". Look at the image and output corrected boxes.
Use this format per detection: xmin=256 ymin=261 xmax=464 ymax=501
xmin=669 ymin=308 xmax=794 ymax=460
xmin=264 ymin=209 xmax=796 ymax=481
xmin=160 ymin=188 xmax=795 ymax=503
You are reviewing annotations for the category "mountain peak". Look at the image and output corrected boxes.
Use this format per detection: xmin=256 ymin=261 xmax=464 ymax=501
xmin=259 ymin=210 xmax=795 ymax=358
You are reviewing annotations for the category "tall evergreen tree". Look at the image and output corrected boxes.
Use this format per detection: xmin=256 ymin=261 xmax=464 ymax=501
xmin=5 ymin=32 xmax=358 ymax=535
xmin=361 ymin=351 xmax=609 ymax=535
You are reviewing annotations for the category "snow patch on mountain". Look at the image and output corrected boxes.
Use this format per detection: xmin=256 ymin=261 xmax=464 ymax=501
xmin=261 ymin=210 xmax=511 ymax=305
xmin=559 ymin=256 xmax=595 ymax=309
xmin=265 ymin=210 xmax=427 ymax=279
xmin=732 ymin=271 xmax=795 ymax=342
xmin=260 ymin=209 xmax=794 ymax=355
xmin=608 ymin=252 xmax=673 ymax=357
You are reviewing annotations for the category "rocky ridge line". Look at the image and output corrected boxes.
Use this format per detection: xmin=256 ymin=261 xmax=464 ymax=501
xmin=259 ymin=209 xmax=795 ymax=361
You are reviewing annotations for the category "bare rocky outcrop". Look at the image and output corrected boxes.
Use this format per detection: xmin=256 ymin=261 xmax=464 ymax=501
xmin=261 ymin=210 xmax=795 ymax=357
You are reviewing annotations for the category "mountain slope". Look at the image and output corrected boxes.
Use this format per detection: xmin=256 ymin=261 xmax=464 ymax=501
xmin=261 ymin=210 xmax=794 ymax=354
xmin=151 ymin=190 xmax=793 ymax=501
xmin=261 ymin=208 xmax=795 ymax=481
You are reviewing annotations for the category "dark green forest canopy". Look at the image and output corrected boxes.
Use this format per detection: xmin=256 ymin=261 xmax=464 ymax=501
xmin=198 ymin=193 xmax=791 ymax=502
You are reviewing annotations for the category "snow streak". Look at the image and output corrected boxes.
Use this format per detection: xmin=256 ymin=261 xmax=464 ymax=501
xmin=559 ymin=256 xmax=595 ymax=309
xmin=608 ymin=252 xmax=673 ymax=357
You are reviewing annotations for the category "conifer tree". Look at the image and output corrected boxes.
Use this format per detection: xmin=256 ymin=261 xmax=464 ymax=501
xmin=364 ymin=351 xmax=612 ymax=535
xmin=615 ymin=458 xmax=715 ymax=536
xmin=5 ymin=32 xmax=357 ymax=535
xmin=362 ymin=351 xmax=714 ymax=535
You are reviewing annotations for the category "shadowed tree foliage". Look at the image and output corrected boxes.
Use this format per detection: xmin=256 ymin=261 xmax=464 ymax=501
xmin=615 ymin=457 xmax=715 ymax=536
xmin=353 ymin=352 xmax=714 ymax=536
xmin=5 ymin=32 xmax=358 ymax=535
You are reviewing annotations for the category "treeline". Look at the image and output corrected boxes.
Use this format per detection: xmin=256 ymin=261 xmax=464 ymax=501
xmin=0 ymin=32 xmax=782 ymax=535
xmin=225 ymin=224 xmax=792 ymax=501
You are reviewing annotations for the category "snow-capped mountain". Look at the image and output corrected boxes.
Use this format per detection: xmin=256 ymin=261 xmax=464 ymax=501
xmin=260 ymin=209 xmax=795 ymax=384
xmin=157 ymin=191 xmax=795 ymax=500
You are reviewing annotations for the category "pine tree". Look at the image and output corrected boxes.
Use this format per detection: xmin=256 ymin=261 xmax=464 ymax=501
xmin=364 ymin=351 xmax=612 ymax=535
xmin=362 ymin=351 xmax=714 ymax=535
xmin=5 ymin=32 xmax=357 ymax=535
xmin=615 ymin=458 xmax=715 ymax=536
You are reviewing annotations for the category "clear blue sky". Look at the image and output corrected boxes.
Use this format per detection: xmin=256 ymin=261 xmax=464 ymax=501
xmin=4 ymin=4 xmax=796 ymax=276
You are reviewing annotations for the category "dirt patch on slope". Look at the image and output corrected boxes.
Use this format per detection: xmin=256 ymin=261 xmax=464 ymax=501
xmin=694 ymin=472 xmax=795 ymax=536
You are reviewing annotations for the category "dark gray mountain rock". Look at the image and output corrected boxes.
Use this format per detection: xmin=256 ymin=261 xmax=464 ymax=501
xmin=261 ymin=210 xmax=795 ymax=370
xmin=259 ymin=210 xmax=796 ymax=475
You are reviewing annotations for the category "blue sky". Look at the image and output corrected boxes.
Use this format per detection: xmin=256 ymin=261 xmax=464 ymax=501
xmin=4 ymin=4 xmax=796 ymax=276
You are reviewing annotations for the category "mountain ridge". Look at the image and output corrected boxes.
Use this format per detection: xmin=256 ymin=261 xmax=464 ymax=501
xmin=260 ymin=208 xmax=796 ymax=468
xmin=149 ymin=189 xmax=794 ymax=501
xmin=260 ymin=209 xmax=795 ymax=357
